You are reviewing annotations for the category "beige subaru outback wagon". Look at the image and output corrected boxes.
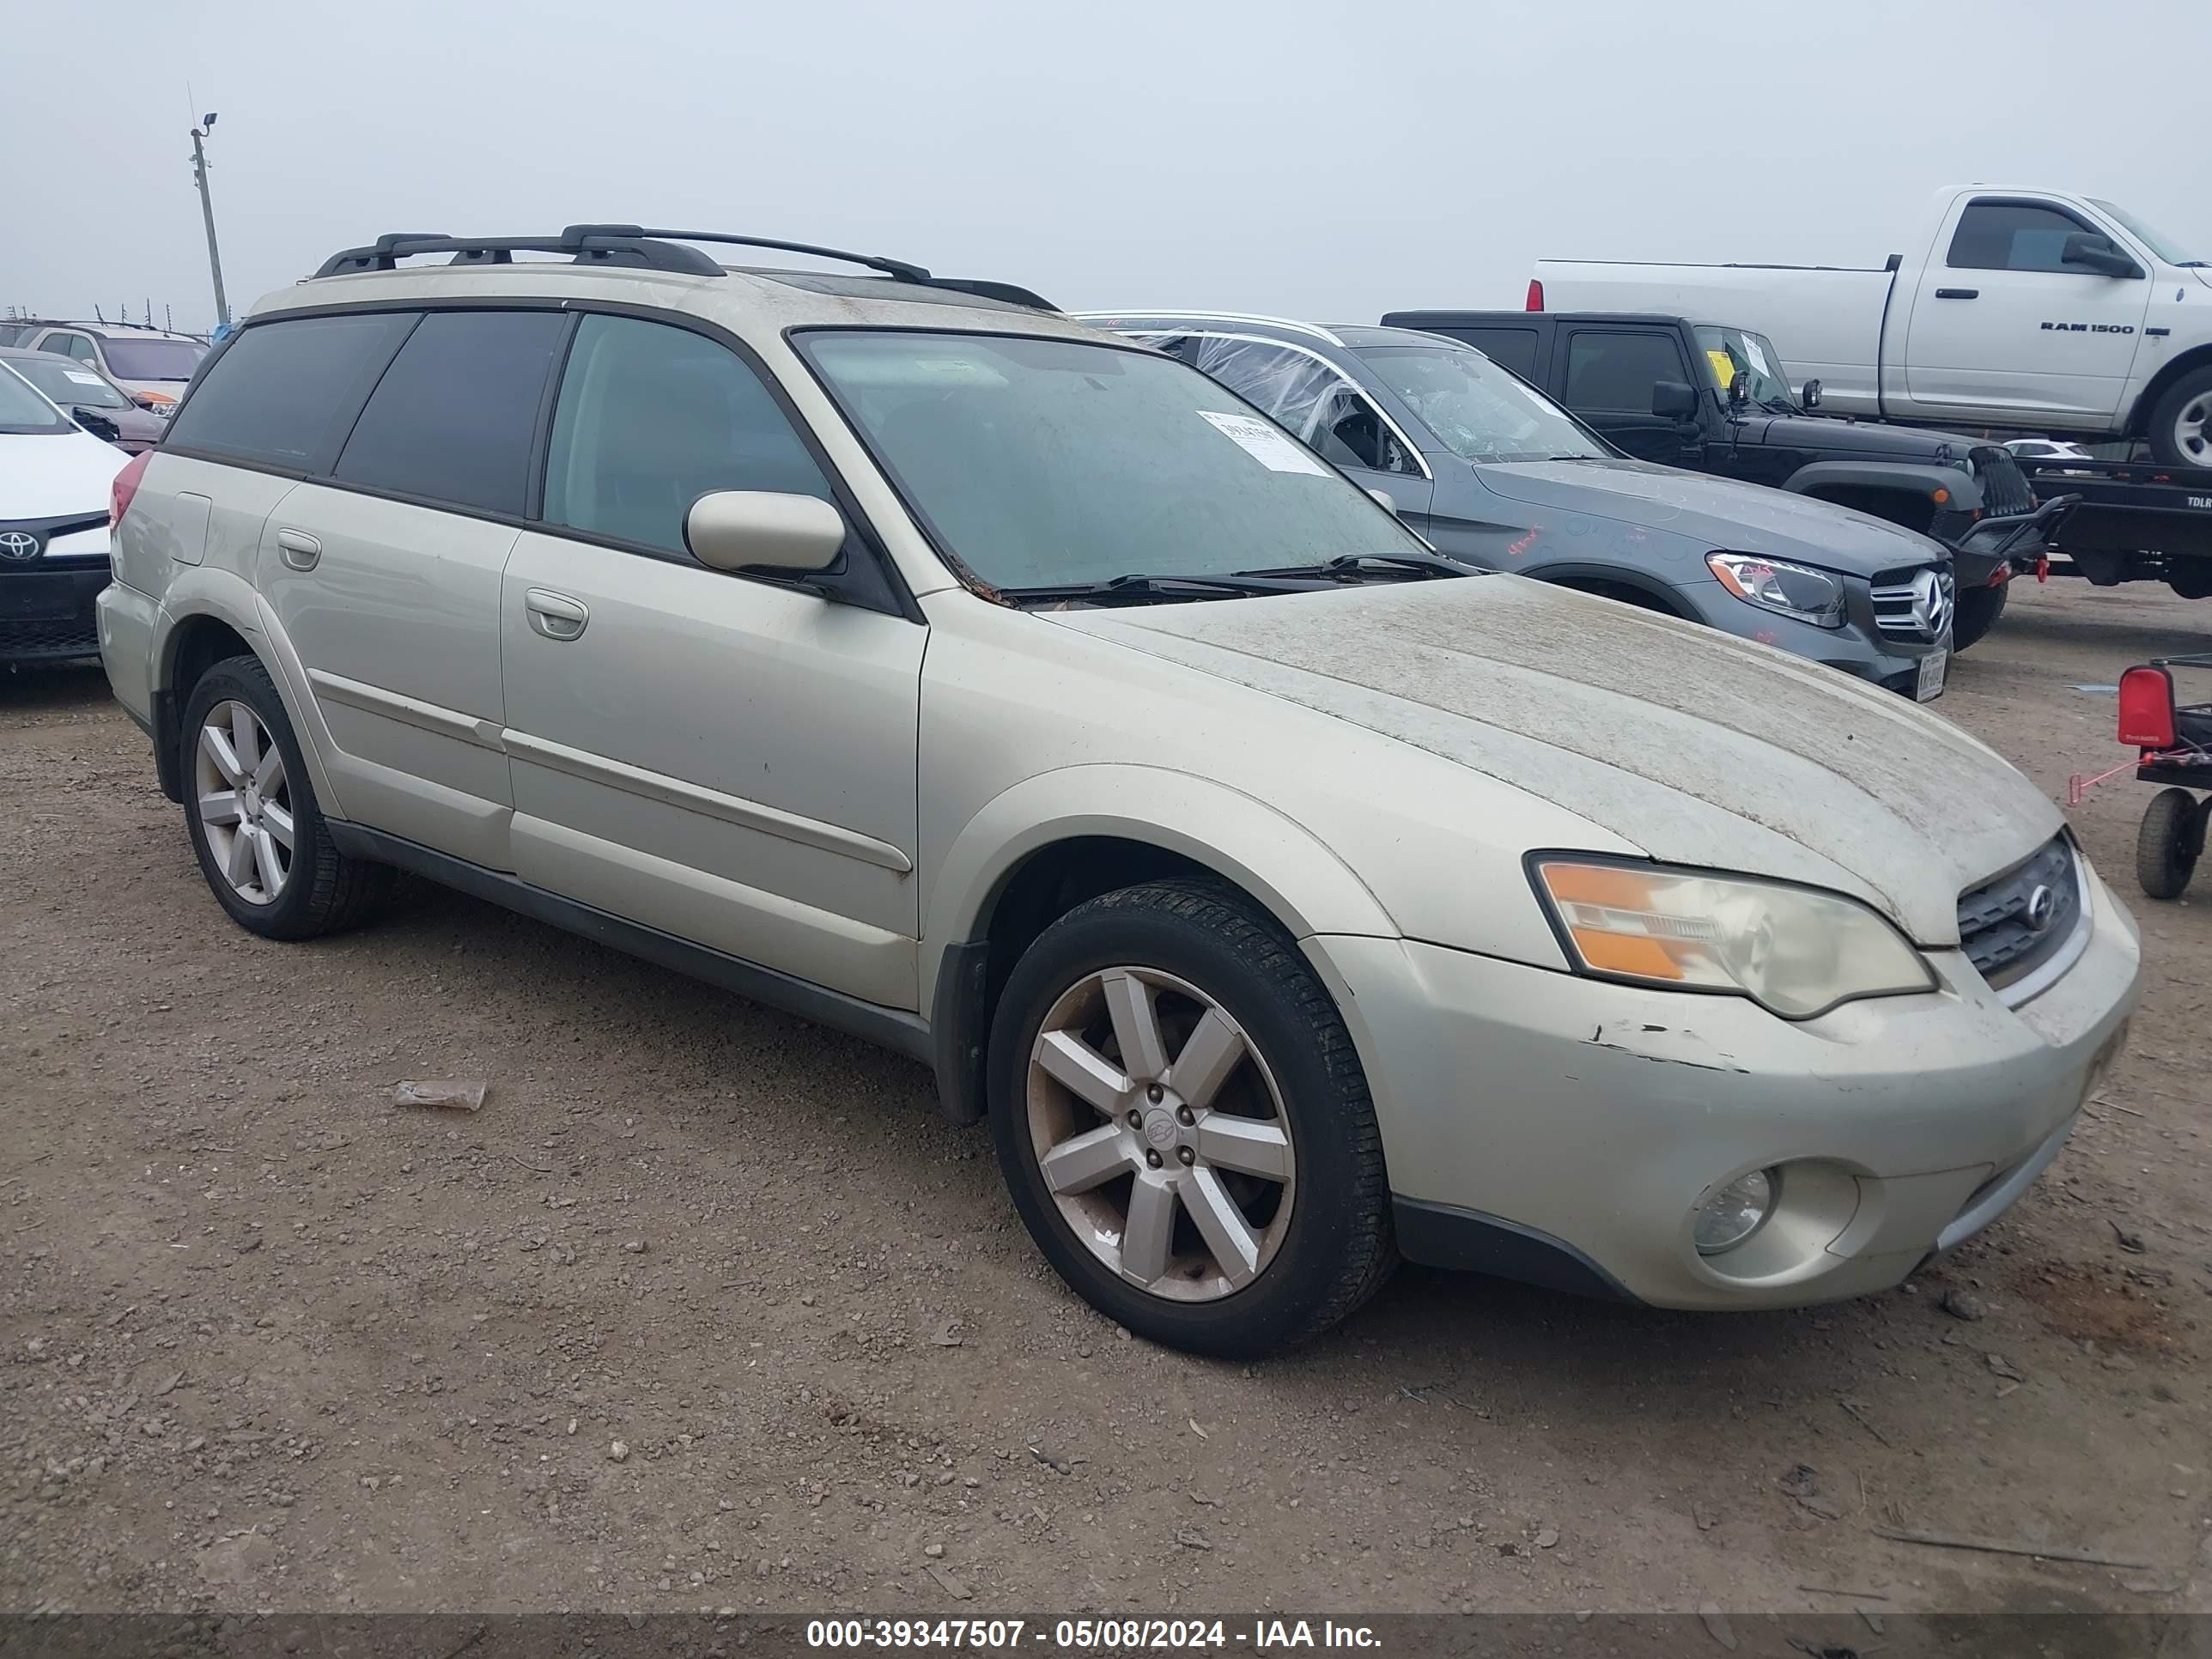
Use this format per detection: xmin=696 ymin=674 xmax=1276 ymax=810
xmin=98 ymin=227 xmax=2138 ymax=1357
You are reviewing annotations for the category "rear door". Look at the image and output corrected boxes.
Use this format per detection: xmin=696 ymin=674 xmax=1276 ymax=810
xmin=500 ymin=312 xmax=924 ymax=1010
xmin=1557 ymin=326 xmax=1697 ymax=463
xmin=252 ymin=307 xmax=569 ymax=867
xmin=1902 ymin=196 xmax=2151 ymax=422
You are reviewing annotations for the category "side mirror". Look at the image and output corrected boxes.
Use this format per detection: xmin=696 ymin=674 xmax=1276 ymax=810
xmin=1802 ymin=379 xmax=1822 ymax=410
xmin=2060 ymin=233 xmax=2141 ymax=279
xmin=1650 ymin=380 xmax=1699 ymax=420
xmin=685 ymin=490 xmax=846 ymax=575
xmin=1366 ymin=487 xmax=1400 ymax=517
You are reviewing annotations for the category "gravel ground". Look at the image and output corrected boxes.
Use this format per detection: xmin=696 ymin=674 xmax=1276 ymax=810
xmin=3 ymin=576 xmax=2208 ymax=1620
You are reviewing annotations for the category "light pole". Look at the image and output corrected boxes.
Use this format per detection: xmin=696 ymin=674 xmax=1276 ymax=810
xmin=189 ymin=112 xmax=230 ymax=329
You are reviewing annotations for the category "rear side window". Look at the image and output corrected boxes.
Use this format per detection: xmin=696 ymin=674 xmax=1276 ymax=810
xmin=1443 ymin=325 xmax=1540 ymax=379
xmin=333 ymin=310 xmax=568 ymax=515
xmin=1562 ymin=331 xmax=1689 ymax=410
xmin=166 ymin=313 xmax=414 ymax=470
xmin=541 ymin=313 xmax=835 ymax=557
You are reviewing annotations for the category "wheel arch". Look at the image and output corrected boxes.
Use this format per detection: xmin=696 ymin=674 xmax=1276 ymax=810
xmin=153 ymin=576 xmax=343 ymax=817
xmin=2128 ymin=345 xmax=2212 ymax=439
xmin=1532 ymin=564 xmax=1697 ymax=618
xmin=922 ymin=769 xmax=1397 ymax=1123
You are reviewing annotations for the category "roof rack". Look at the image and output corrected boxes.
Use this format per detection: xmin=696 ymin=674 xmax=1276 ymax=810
xmin=313 ymin=225 xmax=1054 ymax=310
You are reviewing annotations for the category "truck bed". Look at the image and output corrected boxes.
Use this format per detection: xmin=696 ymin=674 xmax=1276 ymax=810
xmin=1532 ymin=259 xmax=1894 ymax=417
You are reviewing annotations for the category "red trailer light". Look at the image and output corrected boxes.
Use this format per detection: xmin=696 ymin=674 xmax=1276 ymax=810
xmin=2118 ymin=665 xmax=2176 ymax=749
xmin=1525 ymin=278 xmax=1545 ymax=312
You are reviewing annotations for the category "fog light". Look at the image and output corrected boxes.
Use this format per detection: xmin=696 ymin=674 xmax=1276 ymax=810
xmin=1694 ymin=1169 xmax=1777 ymax=1255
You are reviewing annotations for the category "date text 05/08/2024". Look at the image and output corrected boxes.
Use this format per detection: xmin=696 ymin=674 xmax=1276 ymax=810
xmin=805 ymin=1619 xmax=1382 ymax=1650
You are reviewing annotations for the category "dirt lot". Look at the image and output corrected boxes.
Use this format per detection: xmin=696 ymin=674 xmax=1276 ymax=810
xmin=3 ymin=577 xmax=2209 ymax=1621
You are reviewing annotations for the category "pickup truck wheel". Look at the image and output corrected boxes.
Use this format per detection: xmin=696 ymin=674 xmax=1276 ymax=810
xmin=181 ymin=656 xmax=393 ymax=939
xmin=987 ymin=879 xmax=1394 ymax=1358
xmin=2135 ymin=788 xmax=2203 ymax=901
xmin=2146 ymin=366 xmax=2212 ymax=468
xmin=1949 ymin=581 xmax=2008 ymax=653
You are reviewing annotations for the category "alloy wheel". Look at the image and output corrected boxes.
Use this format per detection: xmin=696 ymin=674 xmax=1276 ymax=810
xmin=194 ymin=700 xmax=294 ymax=905
xmin=1025 ymin=966 xmax=1296 ymax=1302
xmin=2178 ymin=392 xmax=2209 ymax=464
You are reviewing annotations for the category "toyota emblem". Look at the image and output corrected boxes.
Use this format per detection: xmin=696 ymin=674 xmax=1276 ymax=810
xmin=0 ymin=531 xmax=41 ymax=562
xmin=2024 ymin=884 xmax=2057 ymax=933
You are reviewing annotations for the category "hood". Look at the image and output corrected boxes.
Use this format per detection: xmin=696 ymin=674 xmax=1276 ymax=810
xmin=1048 ymin=577 xmax=2058 ymax=944
xmin=67 ymin=402 xmax=166 ymax=443
xmin=1737 ymin=413 xmax=1987 ymax=461
xmin=1476 ymin=457 xmax=1945 ymax=575
xmin=0 ymin=427 xmax=129 ymax=518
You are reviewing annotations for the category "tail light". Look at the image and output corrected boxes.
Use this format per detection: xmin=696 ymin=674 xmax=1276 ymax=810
xmin=1525 ymin=278 xmax=1545 ymax=312
xmin=110 ymin=450 xmax=151 ymax=532
xmin=2118 ymin=665 xmax=2176 ymax=750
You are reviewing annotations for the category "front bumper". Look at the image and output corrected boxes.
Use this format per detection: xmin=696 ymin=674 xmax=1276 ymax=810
xmin=1673 ymin=575 xmax=1946 ymax=700
xmin=1 ymin=559 xmax=110 ymax=664
xmin=1312 ymin=865 xmax=2141 ymax=1310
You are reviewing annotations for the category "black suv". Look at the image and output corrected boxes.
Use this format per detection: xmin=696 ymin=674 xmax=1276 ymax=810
xmin=1382 ymin=309 xmax=2068 ymax=648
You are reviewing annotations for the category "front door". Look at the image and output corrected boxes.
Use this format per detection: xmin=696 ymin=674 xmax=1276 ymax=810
xmin=499 ymin=313 xmax=925 ymax=1011
xmin=1558 ymin=326 xmax=1698 ymax=465
xmin=1904 ymin=197 xmax=2150 ymax=422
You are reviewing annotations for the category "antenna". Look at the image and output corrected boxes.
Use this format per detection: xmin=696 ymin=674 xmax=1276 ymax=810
xmin=95 ymin=303 xmax=106 ymax=323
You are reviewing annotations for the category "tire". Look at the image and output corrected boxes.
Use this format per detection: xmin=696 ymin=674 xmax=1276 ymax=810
xmin=2134 ymin=787 xmax=2203 ymax=901
xmin=1949 ymin=580 xmax=2008 ymax=653
xmin=986 ymin=878 xmax=1395 ymax=1358
xmin=180 ymin=654 xmax=392 ymax=939
xmin=2145 ymin=365 xmax=2212 ymax=469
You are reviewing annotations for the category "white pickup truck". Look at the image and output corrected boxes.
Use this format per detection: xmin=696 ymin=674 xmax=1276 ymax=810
xmin=1531 ymin=186 xmax=2211 ymax=467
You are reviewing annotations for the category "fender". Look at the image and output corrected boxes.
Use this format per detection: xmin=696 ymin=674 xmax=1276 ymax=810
xmin=1516 ymin=561 xmax=1695 ymax=617
xmin=920 ymin=764 xmax=1398 ymax=1015
xmin=1784 ymin=459 xmax=1985 ymax=516
xmin=154 ymin=569 xmax=348 ymax=822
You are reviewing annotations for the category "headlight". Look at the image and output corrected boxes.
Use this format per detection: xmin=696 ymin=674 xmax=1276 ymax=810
xmin=1705 ymin=551 xmax=1847 ymax=629
xmin=1531 ymin=858 xmax=1935 ymax=1019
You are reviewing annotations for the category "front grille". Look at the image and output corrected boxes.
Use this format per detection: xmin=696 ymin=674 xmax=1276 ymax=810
xmin=1869 ymin=564 xmax=1955 ymax=640
xmin=0 ymin=513 xmax=107 ymax=562
xmin=0 ymin=617 xmax=100 ymax=657
xmin=1958 ymin=835 xmax=2082 ymax=990
xmin=1972 ymin=446 xmax=2033 ymax=516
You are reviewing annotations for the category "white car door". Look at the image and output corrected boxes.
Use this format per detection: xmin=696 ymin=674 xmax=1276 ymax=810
xmin=1902 ymin=195 xmax=2150 ymax=422
xmin=500 ymin=312 xmax=924 ymax=1012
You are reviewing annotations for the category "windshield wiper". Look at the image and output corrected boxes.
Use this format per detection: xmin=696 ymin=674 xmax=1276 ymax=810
xmin=996 ymin=571 xmax=1310 ymax=605
xmin=1231 ymin=550 xmax=1474 ymax=582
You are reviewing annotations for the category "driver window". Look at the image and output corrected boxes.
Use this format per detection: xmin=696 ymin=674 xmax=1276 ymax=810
xmin=1311 ymin=385 xmax=1418 ymax=475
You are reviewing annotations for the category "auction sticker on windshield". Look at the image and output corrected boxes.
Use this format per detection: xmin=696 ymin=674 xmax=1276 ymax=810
xmin=1917 ymin=648 xmax=1948 ymax=702
xmin=1197 ymin=410 xmax=1329 ymax=477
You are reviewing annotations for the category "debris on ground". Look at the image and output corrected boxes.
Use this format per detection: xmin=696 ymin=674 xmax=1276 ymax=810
xmin=1698 ymin=1606 xmax=1737 ymax=1650
xmin=393 ymin=1079 xmax=487 ymax=1112
xmin=1940 ymin=1287 xmax=1987 ymax=1322
xmin=1869 ymin=1524 xmax=2151 ymax=1569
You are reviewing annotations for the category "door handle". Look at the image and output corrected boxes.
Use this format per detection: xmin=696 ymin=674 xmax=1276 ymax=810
xmin=1934 ymin=288 xmax=1979 ymax=300
xmin=275 ymin=528 xmax=321 ymax=571
xmin=524 ymin=587 xmax=589 ymax=641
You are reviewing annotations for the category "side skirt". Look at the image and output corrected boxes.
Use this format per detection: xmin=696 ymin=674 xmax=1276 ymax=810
xmin=325 ymin=822 xmax=933 ymax=1065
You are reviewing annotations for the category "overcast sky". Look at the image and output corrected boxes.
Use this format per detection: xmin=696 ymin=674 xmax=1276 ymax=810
xmin=6 ymin=0 xmax=2206 ymax=334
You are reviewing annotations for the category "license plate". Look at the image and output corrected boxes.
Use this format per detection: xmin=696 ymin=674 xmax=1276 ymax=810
xmin=1916 ymin=648 xmax=1948 ymax=702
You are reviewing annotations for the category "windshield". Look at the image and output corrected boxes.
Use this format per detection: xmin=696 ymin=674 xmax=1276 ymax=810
xmin=99 ymin=337 xmax=205 ymax=381
xmin=1695 ymin=326 xmax=1798 ymax=410
xmin=797 ymin=331 xmax=1427 ymax=592
xmin=9 ymin=356 xmax=128 ymax=410
xmin=2088 ymin=199 xmax=2201 ymax=265
xmin=0 ymin=365 xmax=74 ymax=434
xmin=1352 ymin=342 xmax=1605 ymax=463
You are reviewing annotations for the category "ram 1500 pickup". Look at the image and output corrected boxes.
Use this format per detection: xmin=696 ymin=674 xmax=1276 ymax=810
xmin=1530 ymin=186 xmax=2211 ymax=468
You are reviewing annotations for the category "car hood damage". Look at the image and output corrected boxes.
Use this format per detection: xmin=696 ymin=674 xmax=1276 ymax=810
xmin=1051 ymin=576 xmax=2062 ymax=945
xmin=1474 ymin=457 xmax=1945 ymax=575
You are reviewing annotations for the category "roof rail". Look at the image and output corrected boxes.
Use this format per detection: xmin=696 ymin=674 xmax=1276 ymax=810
xmin=313 ymin=225 xmax=1054 ymax=309
xmin=1068 ymin=311 xmax=1346 ymax=348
